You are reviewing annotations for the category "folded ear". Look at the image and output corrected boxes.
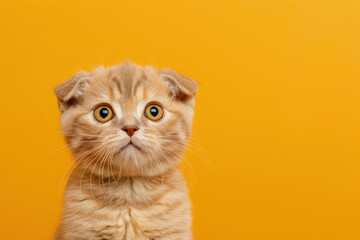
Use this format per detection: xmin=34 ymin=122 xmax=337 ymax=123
xmin=159 ymin=69 xmax=198 ymax=105
xmin=54 ymin=72 xmax=92 ymax=112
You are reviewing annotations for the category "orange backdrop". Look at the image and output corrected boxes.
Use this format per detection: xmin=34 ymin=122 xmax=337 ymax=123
xmin=1 ymin=0 xmax=359 ymax=239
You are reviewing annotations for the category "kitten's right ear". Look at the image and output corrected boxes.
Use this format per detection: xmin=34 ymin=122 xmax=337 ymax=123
xmin=54 ymin=72 xmax=92 ymax=112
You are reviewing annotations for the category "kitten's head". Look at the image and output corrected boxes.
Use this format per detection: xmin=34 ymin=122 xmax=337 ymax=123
xmin=55 ymin=62 xmax=198 ymax=177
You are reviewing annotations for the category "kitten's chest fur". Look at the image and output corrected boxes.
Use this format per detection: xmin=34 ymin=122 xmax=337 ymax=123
xmin=56 ymin=169 xmax=192 ymax=240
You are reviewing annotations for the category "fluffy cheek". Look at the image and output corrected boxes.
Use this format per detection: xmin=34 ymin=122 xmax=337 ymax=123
xmin=144 ymin=116 xmax=189 ymax=162
xmin=61 ymin=111 xmax=116 ymax=156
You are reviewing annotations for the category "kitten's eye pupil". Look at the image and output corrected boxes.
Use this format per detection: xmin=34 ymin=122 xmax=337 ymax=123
xmin=150 ymin=107 xmax=158 ymax=117
xmin=99 ymin=108 xmax=109 ymax=118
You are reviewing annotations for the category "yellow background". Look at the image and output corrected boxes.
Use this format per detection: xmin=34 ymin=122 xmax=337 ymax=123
xmin=1 ymin=0 xmax=359 ymax=239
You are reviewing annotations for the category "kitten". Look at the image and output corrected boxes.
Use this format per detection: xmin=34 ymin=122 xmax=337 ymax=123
xmin=55 ymin=62 xmax=198 ymax=240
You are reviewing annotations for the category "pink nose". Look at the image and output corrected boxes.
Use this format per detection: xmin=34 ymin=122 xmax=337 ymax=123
xmin=121 ymin=125 xmax=139 ymax=137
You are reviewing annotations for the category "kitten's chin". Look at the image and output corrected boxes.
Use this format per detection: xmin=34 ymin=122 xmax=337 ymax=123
xmin=111 ymin=147 xmax=179 ymax=177
xmin=111 ymin=148 xmax=152 ymax=177
xmin=113 ymin=144 xmax=145 ymax=162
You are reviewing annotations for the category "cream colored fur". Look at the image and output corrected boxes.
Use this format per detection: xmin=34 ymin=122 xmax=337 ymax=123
xmin=55 ymin=62 xmax=198 ymax=240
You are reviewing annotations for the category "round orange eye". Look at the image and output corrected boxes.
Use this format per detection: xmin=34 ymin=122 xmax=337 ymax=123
xmin=144 ymin=103 xmax=164 ymax=121
xmin=94 ymin=105 xmax=114 ymax=123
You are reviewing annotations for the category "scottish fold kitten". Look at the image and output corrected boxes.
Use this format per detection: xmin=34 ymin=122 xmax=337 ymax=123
xmin=55 ymin=62 xmax=198 ymax=240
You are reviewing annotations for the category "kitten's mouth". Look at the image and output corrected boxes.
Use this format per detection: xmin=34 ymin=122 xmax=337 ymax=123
xmin=121 ymin=141 xmax=141 ymax=151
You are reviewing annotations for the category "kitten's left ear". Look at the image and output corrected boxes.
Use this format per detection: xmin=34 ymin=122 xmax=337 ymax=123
xmin=159 ymin=69 xmax=198 ymax=106
xmin=54 ymin=72 xmax=92 ymax=112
